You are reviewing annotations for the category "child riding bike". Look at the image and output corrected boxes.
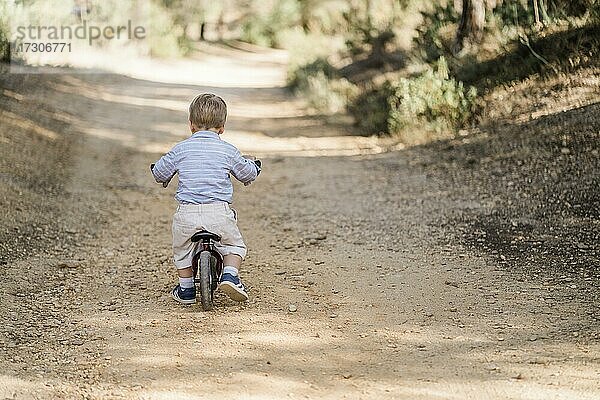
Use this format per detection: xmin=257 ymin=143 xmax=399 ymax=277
xmin=151 ymin=93 xmax=261 ymax=305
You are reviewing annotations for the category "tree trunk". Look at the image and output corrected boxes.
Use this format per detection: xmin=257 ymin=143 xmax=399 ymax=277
xmin=538 ymin=0 xmax=550 ymax=23
xmin=453 ymin=0 xmax=486 ymax=55
xmin=299 ymin=0 xmax=311 ymax=32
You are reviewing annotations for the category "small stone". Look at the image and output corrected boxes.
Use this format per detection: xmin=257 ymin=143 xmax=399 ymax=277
xmin=288 ymin=304 xmax=297 ymax=313
xmin=58 ymin=261 xmax=78 ymax=269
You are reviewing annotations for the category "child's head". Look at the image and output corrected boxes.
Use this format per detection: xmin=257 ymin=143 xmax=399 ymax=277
xmin=189 ymin=93 xmax=227 ymax=133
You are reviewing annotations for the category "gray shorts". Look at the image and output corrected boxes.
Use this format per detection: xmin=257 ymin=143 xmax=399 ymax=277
xmin=172 ymin=202 xmax=246 ymax=269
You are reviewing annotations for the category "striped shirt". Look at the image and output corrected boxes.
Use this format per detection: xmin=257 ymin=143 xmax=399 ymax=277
xmin=151 ymin=130 xmax=259 ymax=204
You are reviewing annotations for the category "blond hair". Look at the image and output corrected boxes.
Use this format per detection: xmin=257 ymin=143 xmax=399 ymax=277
xmin=189 ymin=93 xmax=227 ymax=130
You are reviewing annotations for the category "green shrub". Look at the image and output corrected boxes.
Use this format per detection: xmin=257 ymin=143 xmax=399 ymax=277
xmin=387 ymin=57 xmax=477 ymax=142
xmin=287 ymin=57 xmax=337 ymax=89
xmin=295 ymin=71 xmax=358 ymax=114
xmin=288 ymin=57 xmax=358 ymax=114
xmin=241 ymin=0 xmax=300 ymax=48
xmin=146 ymin=2 xmax=185 ymax=58
xmin=277 ymin=27 xmax=345 ymax=68
xmin=348 ymin=57 xmax=477 ymax=141
xmin=0 ymin=12 xmax=9 ymax=63
xmin=413 ymin=2 xmax=458 ymax=62
xmin=347 ymin=83 xmax=395 ymax=135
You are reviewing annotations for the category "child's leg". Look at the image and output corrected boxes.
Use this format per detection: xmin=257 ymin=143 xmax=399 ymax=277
xmin=220 ymin=253 xmax=248 ymax=301
xmin=200 ymin=204 xmax=248 ymax=301
xmin=177 ymin=267 xmax=194 ymax=278
xmin=171 ymin=206 xmax=200 ymax=304
xmin=223 ymin=254 xmax=241 ymax=269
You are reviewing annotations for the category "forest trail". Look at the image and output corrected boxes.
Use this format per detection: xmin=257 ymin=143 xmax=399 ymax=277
xmin=0 ymin=44 xmax=598 ymax=400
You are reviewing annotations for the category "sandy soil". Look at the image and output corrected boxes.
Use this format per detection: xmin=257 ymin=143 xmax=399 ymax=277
xmin=0 ymin=44 xmax=598 ymax=399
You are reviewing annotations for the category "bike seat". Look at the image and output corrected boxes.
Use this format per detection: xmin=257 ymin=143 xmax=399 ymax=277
xmin=191 ymin=230 xmax=221 ymax=243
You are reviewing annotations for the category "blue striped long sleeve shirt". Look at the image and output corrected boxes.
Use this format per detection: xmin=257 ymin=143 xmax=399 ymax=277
xmin=151 ymin=130 xmax=259 ymax=204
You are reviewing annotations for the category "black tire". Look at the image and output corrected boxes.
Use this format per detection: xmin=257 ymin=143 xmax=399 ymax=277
xmin=198 ymin=251 xmax=213 ymax=311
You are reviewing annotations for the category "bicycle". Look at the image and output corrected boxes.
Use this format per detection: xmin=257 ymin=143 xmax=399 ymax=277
xmin=150 ymin=159 xmax=261 ymax=311
xmin=190 ymin=230 xmax=224 ymax=311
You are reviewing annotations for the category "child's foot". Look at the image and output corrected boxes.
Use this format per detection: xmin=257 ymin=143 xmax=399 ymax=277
xmin=171 ymin=284 xmax=196 ymax=305
xmin=219 ymin=273 xmax=249 ymax=302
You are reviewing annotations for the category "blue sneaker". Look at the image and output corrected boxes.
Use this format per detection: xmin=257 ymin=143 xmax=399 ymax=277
xmin=171 ymin=284 xmax=196 ymax=305
xmin=219 ymin=273 xmax=249 ymax=302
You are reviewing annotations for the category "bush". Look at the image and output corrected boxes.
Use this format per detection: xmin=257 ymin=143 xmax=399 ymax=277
xmin=413 ymin=2 xmax=458 ymax=62
xmin=348 ymin=83 xmax=395 ymax=135
xmin=348 ymin=57 xmax=477 ymax=142
xmin=277 ymin=27 xmax=345 ymax=68
xmin=387 ymin=57 xmax=477 ymax=142
xmin=241 ymin=0 xmax=300 ymax=48
xmin=287 ymin=57 xmax=337 ymax=89
xmin=146 ymin=2 xmax=185 ymax=58
xmin=0 ymin=11 xmax=9 ymax=63
xmin=288 ymin=56 xmax=358 ymax=114
xmin=295 ymin=71 xmax=358 ymax=114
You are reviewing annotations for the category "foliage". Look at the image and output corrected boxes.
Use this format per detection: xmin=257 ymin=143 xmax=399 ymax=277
xmin=387 ymin=57 xmax=477 ymax=142
xmin=347 ymin=83 xmax=395 ymax=135
xmin=287 ymin=55 xmax=358 ymax=114
xmin=348 ymin=57 xmax=477 ymax=141
xmin=300 ymin=72 xmax=358 ymax=114
xmin=240 ymin=0 xmax=301 ymax=48
xmin=0 ymin=2 xmax=9 ymax=62
xmin=287 ymin=57 xmax=337 ymax=89
xmin=146 ymin=1 xmax=186 ymax=58
xmin=413 ymin=2 xmax=459 ymax=62
xmin=279 ymin=27 xmax=347 ymax=74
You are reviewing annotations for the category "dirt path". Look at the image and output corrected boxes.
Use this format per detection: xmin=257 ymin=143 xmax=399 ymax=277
xmin=1 ymin=45 xmax=598 ymax=400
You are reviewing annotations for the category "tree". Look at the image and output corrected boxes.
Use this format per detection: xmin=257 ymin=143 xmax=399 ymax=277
xmin=453 ymin=0 xmax=487 ymax=55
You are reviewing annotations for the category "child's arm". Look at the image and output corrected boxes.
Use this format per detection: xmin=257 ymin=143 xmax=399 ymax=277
xmin=231 ymin=150 xmax=260 ymax=185
xmin=151 ymin=150 xmax=177 ymax=185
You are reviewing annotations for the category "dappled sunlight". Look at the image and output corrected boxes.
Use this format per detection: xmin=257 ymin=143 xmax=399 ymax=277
xmin=50 ymin=78 xmax=189 ymax=113
xmin=391 ymin=379 xmax=600 ymax=400
xmin=1 ymin=0 xmax=598 ymax=398
xmin=66 ymin=297 xmax=600 ymax=400
xmin=0 ymin=375 xmax=36 ymax=396
xmin=224 ymin=129 xmax=402 ymax=157
xmin=1 ymin=110 xmax=59 ymax=140
xmin=25 ymin=55 xmax=405 ymax=159
xmin=228 ymin=100 xmax=305 ymax=119
xmin=56 ymin=46 xmax=288 ymax=89
xmin=138 ymin=128 xmax=401 ymax=157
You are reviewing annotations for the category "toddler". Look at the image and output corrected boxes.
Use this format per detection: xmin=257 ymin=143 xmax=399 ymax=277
xmin=151 ymin=93 xmax=260 ymax=304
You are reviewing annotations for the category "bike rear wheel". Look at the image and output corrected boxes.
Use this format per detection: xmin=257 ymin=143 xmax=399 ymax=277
xmin=197 ymin=251 xmax=213 ymax=311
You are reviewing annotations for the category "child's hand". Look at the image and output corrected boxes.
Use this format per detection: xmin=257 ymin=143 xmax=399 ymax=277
xmin=242 ymin=155 xmax=256 ymax=161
